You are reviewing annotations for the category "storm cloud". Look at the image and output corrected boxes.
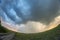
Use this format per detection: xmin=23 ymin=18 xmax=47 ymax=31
xmin=0 ymin=0 xmax=60 ymax=25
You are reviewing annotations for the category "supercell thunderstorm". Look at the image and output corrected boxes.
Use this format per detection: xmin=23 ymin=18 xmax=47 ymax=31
xmin=0 ymin=0 xmax=60 ymax=33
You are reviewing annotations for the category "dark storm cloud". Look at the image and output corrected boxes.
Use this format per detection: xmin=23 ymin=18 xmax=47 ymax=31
xmin=31 ymin=0 xmax=60 ymax=24
xmin=0 ymin=0 xmax=60 ymax=25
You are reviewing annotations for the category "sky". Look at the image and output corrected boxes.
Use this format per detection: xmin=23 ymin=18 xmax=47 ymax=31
xmin=0 ymin=0 xmax=60 ymax=33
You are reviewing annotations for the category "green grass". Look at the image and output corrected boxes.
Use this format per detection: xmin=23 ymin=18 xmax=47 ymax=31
xmin=0 ymin=23 xmax=60 ymax=40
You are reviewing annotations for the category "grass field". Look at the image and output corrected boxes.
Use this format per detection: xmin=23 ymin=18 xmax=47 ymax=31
xmin=0 ymin=23 xmax=60 ymax=40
